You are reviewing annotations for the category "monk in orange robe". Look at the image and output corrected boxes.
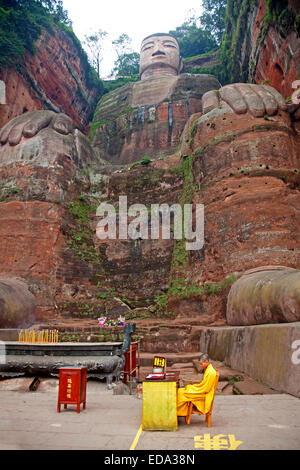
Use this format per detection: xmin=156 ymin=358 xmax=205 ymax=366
xmin=177 ymin=354 xmax=217 ymax=417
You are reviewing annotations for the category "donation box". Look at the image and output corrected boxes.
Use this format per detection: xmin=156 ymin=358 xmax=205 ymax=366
xmin=57 ymin=366 xmax=87 ymax=413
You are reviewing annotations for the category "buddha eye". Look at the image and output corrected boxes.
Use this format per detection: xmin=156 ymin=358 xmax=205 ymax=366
xmin=142 ymin=42 xmax=154 ymax=52
xmin=163 ymin=43 xmax=177 ymax=48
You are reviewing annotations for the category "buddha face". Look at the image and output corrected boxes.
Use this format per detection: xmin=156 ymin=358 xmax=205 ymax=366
xmin=139 ymin=33 xmax=182 ymax=80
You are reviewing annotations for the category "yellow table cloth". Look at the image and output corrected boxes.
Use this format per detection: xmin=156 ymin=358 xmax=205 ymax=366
xmin=142 ymin=380 xmax=178 ymax=431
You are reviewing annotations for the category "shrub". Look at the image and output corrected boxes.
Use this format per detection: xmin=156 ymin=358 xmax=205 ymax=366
xmin=140 ymin=156 xmax=151 ymax=165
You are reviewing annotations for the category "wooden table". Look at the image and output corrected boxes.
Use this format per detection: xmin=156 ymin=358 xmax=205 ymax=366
xmin=142 ymin=371 xmax=180 ymax=431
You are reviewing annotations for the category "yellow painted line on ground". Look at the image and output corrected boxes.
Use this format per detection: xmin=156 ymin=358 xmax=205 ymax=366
xmin=130 ymin=424 xmax=143 ymax=450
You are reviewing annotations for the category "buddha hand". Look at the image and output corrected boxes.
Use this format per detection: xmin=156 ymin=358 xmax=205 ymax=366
xmin=202 ymin=83 xmax=288 ymax=117
xmin=0 ymin=110 xmax=75 ymax=146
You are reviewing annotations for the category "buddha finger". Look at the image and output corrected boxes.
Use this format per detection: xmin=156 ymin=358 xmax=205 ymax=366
xmin=255 ymin=85 xmax=278 ymax=116
xmin=0 ymin=120 xmax=14 ymax=145
xmin=8 ymin=122 xmax=26 ymax=146
xmin=52 ymin=113 xmax=75 ymax=135
xmin=262 ymin=85 xmax=288 ymax=112
xmin=202 ymin=90 xmax=220 ymax=114
xmin=23 ymin=110 xmax=55 ymax=138
xmin=237 ymin=83 xmax=265 ymax=117
xmin=219 ymin=84 xmax=248 ymax=114
xmin=0 ymin=114 xmax=25 ymax=145
xmin=7 ymin=113 xmax=37 ymax=146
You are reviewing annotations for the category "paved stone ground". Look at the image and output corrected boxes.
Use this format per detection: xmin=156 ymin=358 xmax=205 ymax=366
xmin=0 ymin=379 xmax=299 ymax=452
xmin=0 ymin=343 xmax=298 ymax=453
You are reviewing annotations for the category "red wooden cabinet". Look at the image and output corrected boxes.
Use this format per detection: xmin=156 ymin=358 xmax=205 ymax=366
xmin=57 ymin=367 xmax=87 ymax=413
xmin=123 ymin=342 xmax=137 ymax=385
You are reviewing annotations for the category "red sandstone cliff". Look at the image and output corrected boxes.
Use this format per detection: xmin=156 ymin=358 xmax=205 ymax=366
xmin=0 ymin=25 xmax=102 ymax=134
xmin=0 ymin=2 xmax=299 ymax=326
xmin=219 ymin=0 xmax=299 ymax=101
xmin=251 ymin=0 xmax=300 ymax=98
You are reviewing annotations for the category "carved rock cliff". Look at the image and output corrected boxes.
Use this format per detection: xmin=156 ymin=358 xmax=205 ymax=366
xmin=89 ymin=74 xmax=220 ymax=164
xmin=0 ymin=2 xmax=299 ymax=329
xmin=0 ymin=25 xmax=102 ymax=134
xmin=222 ymin=0 xmax=300 ymax=98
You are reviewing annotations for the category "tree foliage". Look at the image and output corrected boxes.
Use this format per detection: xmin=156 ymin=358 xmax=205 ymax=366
xmin=169 ymin=19 xmax=218 ymax=58
xmin=83 ymin=29 xmax=108 ymax=78
xmin=168 ymin=0 xmax=226 ymax=59
xmin=112 ymin=33 xmax=132 ymax=59
xmin=111 ymin=34 xmax=139 ymax=78
xmin=111 ymin=52 xmax=139 ymax=78
xmin=200 ymin=0 xmax=227 ymax=45
xmin=0 ymin=0 xmax=72 ymax=67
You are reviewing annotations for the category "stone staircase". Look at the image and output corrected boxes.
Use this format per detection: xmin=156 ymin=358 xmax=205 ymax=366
xmin=136 ymin=351 xmax=280 ymax=396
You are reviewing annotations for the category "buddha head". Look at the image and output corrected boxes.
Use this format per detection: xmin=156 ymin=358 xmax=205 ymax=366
xmin=139 ymin=33 xmax=183 ymax=81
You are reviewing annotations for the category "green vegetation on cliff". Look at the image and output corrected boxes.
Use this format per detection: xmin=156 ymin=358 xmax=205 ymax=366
xmin=170 ymin=0 xmax=298 ymax=85
xmin=217 ymin=0 xmax=300 ymax=85
xmin=58 ymin=22 xmax=103 ymax=90
xmin=215 ymin=0 xmax=255 ymax=85
xmin=169 ymin=0 xmax=226 ymax=58
xmin=169 ymin=22 xmax=218 ymax=58
xmin=0 ymin=0 xmax=101 ymax=90
xmin=0 ymin=0 xmax=67 ymax=67
xmin=102 ymin=76 xmax=138 ymax=94
xmin=67 ymin=198 xmax=101 ymax=268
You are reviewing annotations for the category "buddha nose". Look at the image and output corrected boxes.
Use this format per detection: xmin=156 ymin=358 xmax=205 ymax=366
xmin=152 ymin=44 xmax=166 ymax=56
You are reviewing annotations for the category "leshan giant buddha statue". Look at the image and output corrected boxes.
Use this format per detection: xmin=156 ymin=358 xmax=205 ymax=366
xmin=0 ymin=32 xmax=288 ymax=165
xmin=88 ymin=32 xmax=289 ymax=164
xmin=0 ymin=32 xmax=299 ymax=325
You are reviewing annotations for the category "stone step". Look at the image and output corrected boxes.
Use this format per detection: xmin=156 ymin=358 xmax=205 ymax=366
xmin=135 ymin=353 xmax=280 ymax=395
xmin=137 ymin=351 xmax=201 ymax=367
xmin=232 ymin=377 xmax=280 ymax=395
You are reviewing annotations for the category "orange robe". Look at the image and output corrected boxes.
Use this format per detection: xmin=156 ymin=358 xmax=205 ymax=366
xmin=177 ymin=364 xmax=217 ymax=416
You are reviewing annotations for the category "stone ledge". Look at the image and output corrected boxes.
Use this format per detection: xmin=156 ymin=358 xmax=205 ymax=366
xmin=232 ymin=377 xmax=279 ymax=395
xmin=199 ymin=322 xmax=300 ymax=398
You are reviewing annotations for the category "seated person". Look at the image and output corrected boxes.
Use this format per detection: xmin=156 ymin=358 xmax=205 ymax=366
xmin=177 ymin=354 xmax=217 ymax=417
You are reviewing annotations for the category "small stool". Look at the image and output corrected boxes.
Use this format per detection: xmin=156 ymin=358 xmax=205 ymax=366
xmin=57 ymin=367 xmax=87 ymax=413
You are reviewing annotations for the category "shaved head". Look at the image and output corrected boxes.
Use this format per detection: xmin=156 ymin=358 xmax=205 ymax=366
xmin=199 ymin=353 xmax=209 ymax=362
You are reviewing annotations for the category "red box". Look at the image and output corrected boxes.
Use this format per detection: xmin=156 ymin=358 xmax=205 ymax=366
xmin=57 ymin=367 xmax=87 ymax=413
xmin=123 ymin=342 xmax=137 ymax=384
